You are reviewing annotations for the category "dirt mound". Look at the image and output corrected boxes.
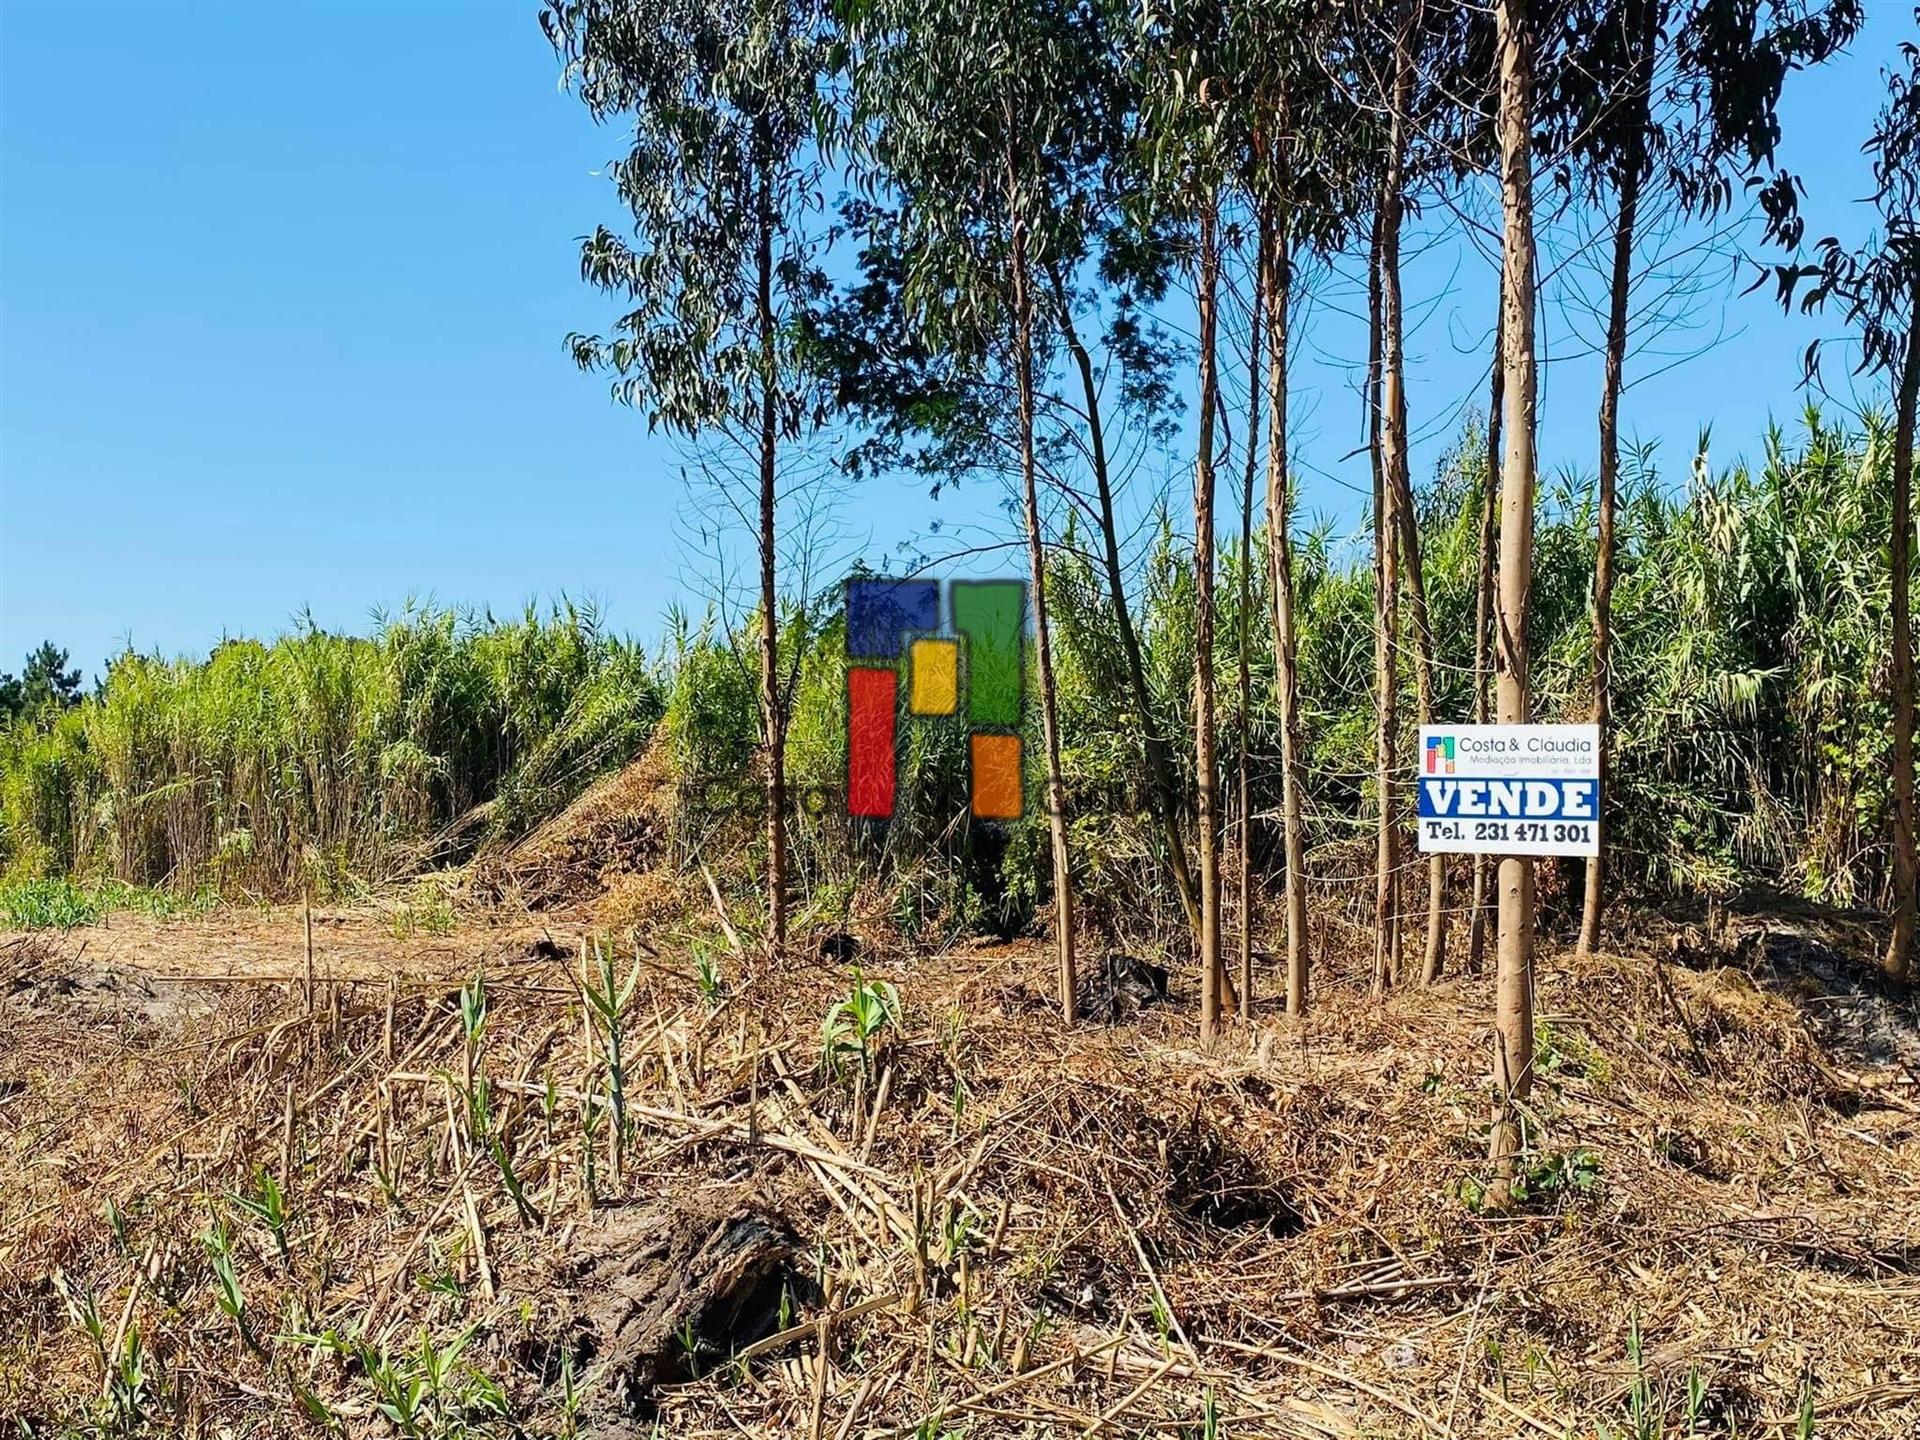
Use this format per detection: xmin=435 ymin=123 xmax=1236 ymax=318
xmin=467 ymin=738 xmax=681 ymax=919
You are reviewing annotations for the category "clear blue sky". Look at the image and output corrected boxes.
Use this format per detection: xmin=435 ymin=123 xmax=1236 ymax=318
xmin=0 ymin=1 xmax=1910 ymax=680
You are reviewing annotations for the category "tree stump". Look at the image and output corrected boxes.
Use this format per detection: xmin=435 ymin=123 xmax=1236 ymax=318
xmin=564 ymin=1200 xmax=799 ymax=1415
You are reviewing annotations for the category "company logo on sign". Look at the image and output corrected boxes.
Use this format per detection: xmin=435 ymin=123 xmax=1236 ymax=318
xmin=1425 ymin=735 xmax=1456 ymax=774
xmin=844 ymin=577 xmax=1025 ymax=821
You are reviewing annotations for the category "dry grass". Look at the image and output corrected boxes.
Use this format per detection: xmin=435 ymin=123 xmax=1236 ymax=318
xmin=465 ymin=740 xmax=680 ymax=925
xmin=1 ymin=903 xmax=1916 ymax=1439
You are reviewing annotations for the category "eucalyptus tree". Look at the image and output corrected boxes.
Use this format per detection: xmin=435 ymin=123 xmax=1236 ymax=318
xmin=1551 ymin=0 xmax=1661 ymax=960
xmin=1467 ymin=310 xmax=1502 ymax=973
xmin=1366 ymin=186 xmax=1401 ymax=997
xmin=1201 ymin=10 xmax=1317 ymax=1021
xmin=1353 ymin=0 xmax=1494 ymax=987
xmin=841 ymin=0 xmax=1132 ymax=1018
xmin=1554 ymin=0 xmax=1863 ymax=957
xmin=1252 ymin=30 xmax=1312 ymax=1016
xmin=1775 ymin=23 xmax=1920 ymax=982
xmin=1378 ymin=2 xmax=1426 ymax=990
xmin=1047 ymin=269 xmax=1208 ymax=957
xmin=1025 ymin=17 xmax=1209 ymax=954
xmin=1204 ymin=0 xmax=1348 ymax=1017
xmin=1136 ymin=0 xmax=1247 ymax=1038
xmin=544 ymin=0 xmax=831 ymax=968
xmin=825 ymin=59 xmax=1217 ymax=963
xmin=1490 ymin=0 xmax=1542 ymax=1204
xmin=1234 ymin=230 xmax=1264 ymax=1019
xmin=1236 ymin=1 xmax=1367 ymax=1015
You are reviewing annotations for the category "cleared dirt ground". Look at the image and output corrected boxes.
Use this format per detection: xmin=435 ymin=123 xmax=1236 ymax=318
xmin=2 ymin=897 xmax=1917 ymax=1438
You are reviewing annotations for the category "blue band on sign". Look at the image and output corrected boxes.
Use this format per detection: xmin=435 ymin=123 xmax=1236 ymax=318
xmin=1416 ymin=777 xmax=1598 ymax=821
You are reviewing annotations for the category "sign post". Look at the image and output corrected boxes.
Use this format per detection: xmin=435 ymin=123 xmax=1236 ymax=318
xmin=1416 ymin=723 xmax=1599 ymax=858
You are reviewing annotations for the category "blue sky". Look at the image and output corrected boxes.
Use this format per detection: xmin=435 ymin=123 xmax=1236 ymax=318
xmin=0 ymin=1 xmax=1910 ymax=680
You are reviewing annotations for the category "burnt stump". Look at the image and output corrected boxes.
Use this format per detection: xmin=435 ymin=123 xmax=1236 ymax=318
xmin=563 ymin=1199 xmax=801 ymax=1414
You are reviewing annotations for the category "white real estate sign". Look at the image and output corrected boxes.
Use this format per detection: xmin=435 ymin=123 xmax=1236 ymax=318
xmin=1416 ymin=723 xmax=1600 ymax=858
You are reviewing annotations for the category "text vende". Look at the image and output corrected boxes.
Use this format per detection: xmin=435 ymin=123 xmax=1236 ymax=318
xmin=1416 ymin=778 xmax=1598 ymax=820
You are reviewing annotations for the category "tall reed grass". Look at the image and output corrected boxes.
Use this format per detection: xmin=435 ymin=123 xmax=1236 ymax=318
xmin=657 ymin=411 xmax=1902 ymax=943
xmin=2 ymin=414 xmax=1901 ymax=933
xmin=0 ymin=602 xmax=664 ymax=898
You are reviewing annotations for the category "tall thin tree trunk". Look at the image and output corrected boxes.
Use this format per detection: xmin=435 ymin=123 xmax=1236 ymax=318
xmin=1238 ymin=223 xmax=1266 ymax=1019
xmin=1468 ymin=304 xmax=1503 ymax=974
xmin=1577 ymin=0 xmax=1656 ymax=960
xmin=1887 ymin=283 xmax=1920 ymax=985
xmin=1196 ymin=200 xmax=1226 ymax=1042
xmin=1369 ymin=198 xmax=1400 ymax=997
xmin=1264 ymin=209 xmax=1310 ymax=1017
xmin=754 ymin=141 xmax=787 ymax=971
xmin=1011 ymin=217 xmax=1076 ymax=1021
xmin=1379 ymin=3 xmax=1445 ymax=986
xmin=1490 ymin=0 xmax=1540 ymax=1202
xmin=1050 ymin=271 xmax=1204 ymax=943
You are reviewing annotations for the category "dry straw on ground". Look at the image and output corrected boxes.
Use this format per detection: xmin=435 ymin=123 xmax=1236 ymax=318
xmin=1 ymin=895 xmax=1917 ymax=1438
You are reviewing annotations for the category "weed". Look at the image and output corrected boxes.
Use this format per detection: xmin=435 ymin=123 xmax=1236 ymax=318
xmin=1463 ymin=1146 xmax=1602 ymax=1213
xmin=106 ymin=1325 xmax=155 ymax=1437
xmin=821 ymin=968 xmax=901 ymax=1079
xmin=691 ymin=941 xmax=724 ymax=1008
xmin=417 ymin=1233 xmax=469 ymax=1299
xmin=939 ymin=1204 xmax=977 ymax=1266
xmin=1518 ymin=1146 xmax=1603 ymax=1202
xmin=460 ymin=971 xmax=489 ymax=1054
xmin=1536 ymin=1019 xmax=1612 ymax=1086
xmin=103 ymin=1198 xmax=131 ymax=1259
xmin=66 ymin=1286 xmax=109 ymax=1387
xmin=579 ymin=1093 xmax=601 ymax=1205
xmin=0 ymin=877 xmax=211 ymax=929
xmin=229 ymin=1166 xmax=293 ymax=1270
xmin=556 ymin=1345 xmax=594 ymax=1439
xmin=201 ymin=1222 xmax=254 ymax=1350
xmin=489 ymin=1133 xmax=540 ymax=1228
xmin=65 ymin=1294 xmax=158 ymax=1440
xmin=1596 ymin=1314 xmax=1709 ymax=1440
xmin=372 ymin=1158 xmax=405 ymax=1214
xmin=355 ymin=1323 xmax=508 ymax=1438
xmin=582 ymin=937 xmax=642 ymax=1166
xmin=390 ymin=880 xmax=457 ymax=939
xmin=1796 ymin=1371 xmax=1818 ymax=1440
xmin=1150 ymin=1287 xmax=1174 ymax=1354
xmin=456 ymin=969 xmax=493 ymax=1141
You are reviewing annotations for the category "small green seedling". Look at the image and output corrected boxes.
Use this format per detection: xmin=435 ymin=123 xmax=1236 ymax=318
xmin=230 ymin=1166 xmax=293 ymax=1269
xmin=821 ymin=968 xmax=901 ymax=1079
